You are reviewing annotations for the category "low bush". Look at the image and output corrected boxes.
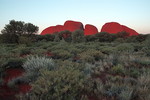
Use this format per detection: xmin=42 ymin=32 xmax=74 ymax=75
xmin=110 ymin=64 xmax=125 ymax=75
xmin=3 ymin=58 xmax=25 ymax=69
xmin=116 ymin=43 xmax=134 ymax=53
xmin=23 ymin=56 xmax=54 ymax=81
xmin=72 ymin=30 xmax=85 ymax=43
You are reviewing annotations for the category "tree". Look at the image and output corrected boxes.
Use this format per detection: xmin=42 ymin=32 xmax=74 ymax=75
xmin=1 ymin=20 xmax=24 ymax=36
xmin=1 ymin=20 xmax=39 ymax=36
xmin=23 ymin=23 xmax=39 ymax=36
xmin=1 ymin=20 xmax=39 ymax=43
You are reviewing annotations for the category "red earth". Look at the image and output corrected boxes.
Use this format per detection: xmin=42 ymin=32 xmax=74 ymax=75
xmin=101 ymin=22 xmax=139 ymax=36
xmin=0 ymin=68 xmax=31 ymax=100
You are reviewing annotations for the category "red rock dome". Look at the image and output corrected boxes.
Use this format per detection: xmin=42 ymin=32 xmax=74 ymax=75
xmin=41 ymin=25 xmax=65 ymax=35
xmin=84 ymin=24 xmax=98 ymax=35
xmin=122 ymin=25 xmax=139 ymax=36
xmin=101 ymin=22 xmax=124 ymax=34
xmin=41 ymin=21 xmax=139 ymax=37
xmin=64 ymin=20 xmax=84 ymax=32
xmin=41 ymin=20 xmax=84 ymax=35
xmin=101 ymin=22 xmax=139 ymax=36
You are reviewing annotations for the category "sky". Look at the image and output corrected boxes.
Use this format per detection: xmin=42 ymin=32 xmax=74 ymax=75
xmin=0 ymin=0 xmax=150 ymax=34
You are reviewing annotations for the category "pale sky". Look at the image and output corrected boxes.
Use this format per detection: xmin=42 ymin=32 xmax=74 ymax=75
xmin=0 ymin=0 xmax=150 ymax=34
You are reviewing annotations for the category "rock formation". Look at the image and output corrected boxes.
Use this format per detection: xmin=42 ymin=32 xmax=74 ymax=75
xmin=84 ymin=24 xmax=98 ymax=35
xmin=41 ymin=21 xmax=139 ymax=37
xmin=64 ymin=20 xmax=84 ymax=32
xmin=101 ymin=22 xmax=139 ymax=36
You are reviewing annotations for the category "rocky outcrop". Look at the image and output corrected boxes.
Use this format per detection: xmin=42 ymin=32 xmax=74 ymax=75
xmin=84 ymin=24 xmax=98 ymax=35
xmin=41 ymin=21 xmax=139 ymax=37
xmin=41 ymin=20 xmax=84 ymax=35
xmin=101 ymin=22 xmax=139 ymax=36
xmin=64 ymin=20 xmax=84 ymax=32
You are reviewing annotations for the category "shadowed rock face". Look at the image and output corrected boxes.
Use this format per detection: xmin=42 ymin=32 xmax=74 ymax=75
xmin=84 ymin=24 xmax=98 ymax=35
xmin=101 ymin=22 xmax=139 ymax=36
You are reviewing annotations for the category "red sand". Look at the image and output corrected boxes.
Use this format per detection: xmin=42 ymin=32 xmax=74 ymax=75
xmin=0 ymin=68 xmax=31 ymax=100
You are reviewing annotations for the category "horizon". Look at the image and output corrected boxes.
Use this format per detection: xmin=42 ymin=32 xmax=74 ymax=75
xmin=0 ymin=0 xmax=150 ymax=34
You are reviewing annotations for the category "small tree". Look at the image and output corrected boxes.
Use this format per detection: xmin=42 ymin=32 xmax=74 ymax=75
xmin=1 ymin=20 xmax=39 ymax=43
xmin=1 ymin=20 xmax=24 ymax=36
xmin=1 ymin=20 xmax=39 ymax=36
xmin=23 ymin=23 xmax=39 ymax=36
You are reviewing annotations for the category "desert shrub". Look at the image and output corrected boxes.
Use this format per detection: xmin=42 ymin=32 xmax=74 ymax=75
xmin=54 ymin=33 xmax=61 ymax=42
xmin=20 ymin=47 xmax=31 ymax=56
xmin=132 ymin=56 xmax=150 ymax=67
xmin=22 ymin=62 xmax=88 ymax=100
xmin=0 ymin=33 xmax=19 ymax=43
xmin=105 ymin=83 xmax=125 ymax=97
xmin=128 ymin=68 xmax=140 ymax=78
xmin=23 ymin=56 xmax=54 ymax=81
xmin=72 ymin=30 xmax=85 ymax=43
xmin=142 ymin=35 xmax=150 ymax=56
xmin=31 ymin=48 xmax=47 ymax=55
xmin=114 ymin=38 xmax=125 ymax=43
xmin=116 ymin=43 xmax=134 ymax=53
xmin=125 ymin=36 xmax=138 ymax=43
xmin=85 ymin=35 xmax=96 ymax=42
xmin=51 ymin=49 xmax=72 ymax=59
xmin=95 ymin=32 xmax=117 ymax=42
xmin=59 ymin=30 xmax=72 ymax=42
xmin=110 ymin=64 xmax=125 ymax=75
xmin=118 ymin=87 xmax=133 ymax=100
xmin=117 ymin=31 xmax=129 ymax=38
xmin=4 ymin=58 xmax=25 ymax=69
xmin=78 ymin=49 xmax=104 ymax=63
xmin=18 ymin=36 xmax=32 ymax=45
xmin=135 ymin=34 xmax=147 ymax=42
xmin=136 ymin=72 xmax=150 ymax=100
xmin=36 ymin=34 xmax=55 ymax=42
xmin=100 ymin=46 xmax=116 ymax=54
xmin=86 ymin=79 xmax=105 ymax=99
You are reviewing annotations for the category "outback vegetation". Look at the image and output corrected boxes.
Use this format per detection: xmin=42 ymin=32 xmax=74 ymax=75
xmin=0 ymin=20 xmax=150 ymax=100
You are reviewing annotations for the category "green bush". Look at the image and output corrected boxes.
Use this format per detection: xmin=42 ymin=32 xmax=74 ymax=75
xmin=111 ymin=64 xmax=125 ymax=75
xmin=85 ymin=35 xmax=96 ymax=42
xmin=4 ymin=58 xmax=25 ymax=68
xmin=51 ymin=49 xmax=72 ymax=59
xmin=118 ymin=87 xmax=133 ymax=100
xmin=137 ymin=72 xmax=150 ymax=100
xmin=58 ymin=30 xmax=72 ymax=42
xmin=72 ymin=30 xmax=85 ymax=43
xmin=95 ymin=32 xmax=117 ymax=42
xmin=21 ymin=61 xmax=88 ymax=100
xmin=78 ymin=49 xmax=104 ymax=63
xmin=18 ymin=36 xmax=32 ymax=45
xmin=128 ymin=68 xmax=140 ymax=78
xmin=36 ymin=34 xmax=55 ymax=42
xmin=0 ymin=33 xmax=19 ymax=43
xmin=116 ymin=43 xmax=134 ymax=53
xmin=20 ymin=47 xmax=31 ymax=56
